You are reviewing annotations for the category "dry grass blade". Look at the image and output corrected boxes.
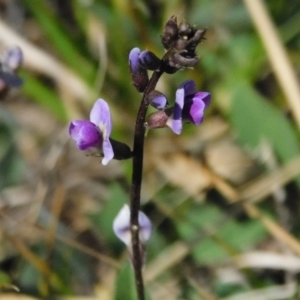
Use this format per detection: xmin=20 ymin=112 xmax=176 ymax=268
xmin=3 ymin=232 xmax=51 ymax=276
xmin=0 ymin=295 xmax=39 ymax=300
xmin=220 ymin=282 xmax=296 ymax=300
xmin=239 ymin=155 xmax=300 ymax=203
xmin=206 ymin=168 xmax=300 ymax=257
xmin=243 ymin=0 xmax=300 ymax=128
xmin=144 ymin=241 xmax=189 ymax=283
xmin=235 ymin=251 xmax=300 ymax=271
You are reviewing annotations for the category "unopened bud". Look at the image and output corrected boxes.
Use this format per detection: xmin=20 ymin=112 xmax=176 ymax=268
xmin=139 ymin=51 xmax=161 ymax=71
xmin=129 ymin=47 xmax=149 ymax=93
xmin=147 ymin=90 xmax=167 ymax=110
xmin=146 ymin=109 xmax=172 ymax=129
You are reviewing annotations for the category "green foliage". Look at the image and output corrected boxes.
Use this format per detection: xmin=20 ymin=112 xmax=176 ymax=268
xmin=0 ymin=108 xmax=25 ymax=188
xmin=89 ymin=183 xmax=129 ymax=250
xmin=2 ymin=0 xmax=300 ymax=299
xmin=231 ymin=82 xmax=300 ymax=163
xmin=114 ymin=261 xmax=152 ymax=300
xmin=176 ymin=202 xmax=268 ymax=265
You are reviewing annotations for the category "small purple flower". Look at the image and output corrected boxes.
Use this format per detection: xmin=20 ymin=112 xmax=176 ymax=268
xmin=4 ymin=46 xmax=23 ymax=71
xmin=167 ymin=80 xmax=210 ymax=134
xmin=113 ymin=204 xmax=152 ymax=246
xmin=69 ymin=99 xmax=114 ymax=165
xmin=0 ymin=46 xmax=23 ymax=89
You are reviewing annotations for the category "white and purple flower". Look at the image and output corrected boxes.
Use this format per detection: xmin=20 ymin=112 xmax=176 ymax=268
xmin=69 ymin=99 xmax=114 ymax=165
xmin=146 ymin=80 xmax=210 ymax=134
xmin=113 ymin=204 xmax=152 ymax=247
xmin=167 ymin=80 xmax=211 ymax=134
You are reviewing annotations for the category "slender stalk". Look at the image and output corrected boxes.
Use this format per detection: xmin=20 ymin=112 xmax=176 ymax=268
xmin=130 ymin=70 xmax=163 ymax=300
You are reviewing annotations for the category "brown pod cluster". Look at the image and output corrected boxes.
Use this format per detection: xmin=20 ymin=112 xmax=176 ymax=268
xmin=161 ymin=15 xmax=206 ymax=71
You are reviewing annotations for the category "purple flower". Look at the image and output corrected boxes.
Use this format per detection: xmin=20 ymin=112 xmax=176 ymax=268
xmin=4 ymin=46 xmax=23 ymax=71
xmin=167 ymin=80 xmax=210 ymax=134
xmin=113 ymin=204 xmax=152 ymax=246
xmin=69 ymin=99 xmax=114 ymax=165
xmin=0 ymin=46 xmax=23 ymax=89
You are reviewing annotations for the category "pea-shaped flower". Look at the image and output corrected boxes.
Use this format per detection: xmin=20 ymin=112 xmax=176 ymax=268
xmin=168 ymin=80 xmax=211 ymax=134
xmin=69 ymin=99 xmax=114 ymax=165
xmin=147 ymin=80 xmax=210 ymax=134
xmin=113 ymin=204 xmax=152 ymax=247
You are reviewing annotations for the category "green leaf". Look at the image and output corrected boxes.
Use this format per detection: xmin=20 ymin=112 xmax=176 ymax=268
xmin=114 ymin=261 xmax=137 ymax=300
xmin=114 ymin=261 xmax=151 ymax=300
xmin=230 ymin=82 xmax=300 ymax=165
xmin=21 ymin=72 xmax=67 ymax=122
xmin=89 ymin=183 xmax=129 ymax=249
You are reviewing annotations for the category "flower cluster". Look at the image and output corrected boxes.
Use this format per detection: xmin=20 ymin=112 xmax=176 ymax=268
xmin=68 ymin=16 xmax=211 ymax=265
xmin=147 ymin=79 xmax=211 ymax=134
xmin=129 ymin=52 xmax=210 ymax=135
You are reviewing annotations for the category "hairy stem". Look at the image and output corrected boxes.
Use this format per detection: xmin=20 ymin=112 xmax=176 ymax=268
xmin=130 ymin=70 xmax=163 ymax=300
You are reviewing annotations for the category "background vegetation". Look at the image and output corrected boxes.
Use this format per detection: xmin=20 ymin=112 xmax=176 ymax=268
xmin=1 ymin=0 xmax=300 ymax=299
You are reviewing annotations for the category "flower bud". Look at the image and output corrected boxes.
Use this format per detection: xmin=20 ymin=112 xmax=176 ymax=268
xmin=147 ymin=90 xmax=167 ymax=110
xmin=129 ymin=47 xmax=149 ymax=93
xmin=146 ymin=109 xmax=172 ymax=129
xmin=139 ymin=51 xmax=161 ymax=71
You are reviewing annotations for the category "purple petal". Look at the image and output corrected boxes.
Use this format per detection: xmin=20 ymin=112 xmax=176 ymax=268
xmin=113 ymin=204 xmax=131 ymax=246
xmin=186 ymin=99 xmax=205 ymax=125
xmin=173 ymin=85 xmax=185 ymax=120
xmin=138 ymin=209 xmax=152 ymax=243
xmin=4 ymin=46 xmax=23 ymax=70
xmin=90 ymin=99 xmax=112 ymax=139
xmin=69 ymin=120 xmax=102 ymax=150
xmin=129 ymin=47 xmax=141 ymax=72
xmin=167 ymin=118 xmax=182 ymax=135
xmin=183 ymin=92 xmax=211 ymax=125
xmin=113 ymin=205 xmax=152 ymax=246
xmin=139 ymin=51 xmax=161 ymax=71
xmin=129 ymin=47 xmax=149 ymax=92
xmin=180 ymin=80 xmax=197 ymax=97
xmin=169 ymin=85 xmax=185 ymax=134
xmin=101 ymin=139 xmax=114 ymax=165
xmin=151 ymin=94 xmax=167 ymax=109
xmin=197 ymin=92 xmax=211 ymax=107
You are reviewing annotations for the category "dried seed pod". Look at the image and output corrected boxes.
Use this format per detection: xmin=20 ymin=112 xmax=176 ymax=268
xmin=161 ymin=15 xmax=179 ymax=50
